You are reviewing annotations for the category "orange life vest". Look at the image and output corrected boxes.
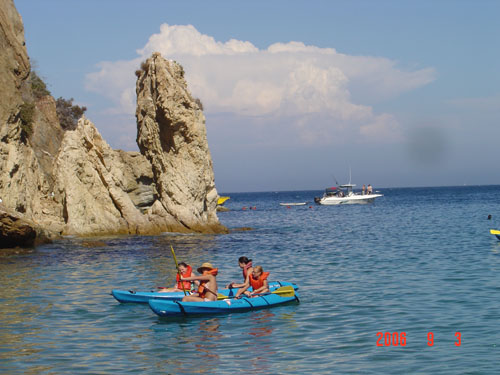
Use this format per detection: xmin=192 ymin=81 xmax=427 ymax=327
xmin=197 ymin=268 xmax=218 ymax=298
xmin=175 ymin=265 xmax=193 ymax=290
xmin=249 ymin=271 xmax=269 ymax=291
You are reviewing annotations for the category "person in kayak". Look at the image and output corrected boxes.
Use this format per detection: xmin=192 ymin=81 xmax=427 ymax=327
xmin=157 ymin=262 xmax=194 ymax=293
xmin=181 ymin=262 xmax=219 ymax=302
xmin=226 ymin=256 xmax=253 ymax=289
xmin=235 ymin=265 xmax=270 ymax=298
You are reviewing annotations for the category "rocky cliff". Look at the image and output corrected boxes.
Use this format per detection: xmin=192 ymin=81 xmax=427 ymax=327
xmin=136 ymin=53 xmax=226 ymax=234
xmin=0 ymin=0 xmax=55 ymax=245
xmin=0 ymin=0 xmax=227 ymax=247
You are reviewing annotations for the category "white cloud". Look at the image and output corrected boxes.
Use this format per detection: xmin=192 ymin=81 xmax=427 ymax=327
xmin=86 ymin=23 xmax=435 ymax=144
xmin=86 ymin=59 xmax=140 ymax=115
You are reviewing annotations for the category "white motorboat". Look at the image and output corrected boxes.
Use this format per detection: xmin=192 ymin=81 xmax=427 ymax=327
xmin=314 ymin=184 xmax=383 ymax=205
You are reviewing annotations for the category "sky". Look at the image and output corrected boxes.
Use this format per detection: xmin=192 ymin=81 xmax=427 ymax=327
xmin=14 ymin=0 xmax=500 ymax=192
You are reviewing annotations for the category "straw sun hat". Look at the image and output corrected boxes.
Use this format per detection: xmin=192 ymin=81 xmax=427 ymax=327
xmin=197 ymin=262 xmax=215 ymax=273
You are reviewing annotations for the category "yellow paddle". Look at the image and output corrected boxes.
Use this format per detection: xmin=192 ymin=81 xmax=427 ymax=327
xmin=170 ymin=245 xmax=187 ymax=296
xmin=217 ymin=285 xmax=295 ymax=300
xmin=490 ymin=229 xmax=500 ymax=235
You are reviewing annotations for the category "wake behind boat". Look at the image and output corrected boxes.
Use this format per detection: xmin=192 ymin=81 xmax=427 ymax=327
xmin=314 ymin=184 xmax=383 ymax=205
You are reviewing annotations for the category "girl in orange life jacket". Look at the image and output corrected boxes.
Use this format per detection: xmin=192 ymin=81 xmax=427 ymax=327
xmin=157 ymin=262 xmax=194 ymax=293
xmin=226 ymin=256 xmax=253 ymax=289
xmin=181 ymin=262 xmax=219 ymax=302
xmin=235 ymin=265 xmax=270 ymax=298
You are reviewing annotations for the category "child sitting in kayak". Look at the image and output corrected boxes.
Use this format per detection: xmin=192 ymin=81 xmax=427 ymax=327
xmin=157 ymin=262 xmax=193 ymax=293
xmin=181 ymin=262 xmax=219 ymax=302
xmin=235 ymin=265 xmax=270 ymax=298
xmin=226 ymin=256 xmax=253 ymax=289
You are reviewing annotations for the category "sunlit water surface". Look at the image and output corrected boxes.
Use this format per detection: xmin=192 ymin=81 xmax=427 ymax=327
xmin=1 ymin=186 xmax=500 ymax=374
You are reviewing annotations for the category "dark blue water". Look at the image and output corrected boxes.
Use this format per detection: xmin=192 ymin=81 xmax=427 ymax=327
xmin=1 ymin=186 xmax=500 ymax=374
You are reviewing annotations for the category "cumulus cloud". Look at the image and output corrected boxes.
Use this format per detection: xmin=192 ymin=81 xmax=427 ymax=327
xmin=86 ymin=23 xmax=435 ymax=144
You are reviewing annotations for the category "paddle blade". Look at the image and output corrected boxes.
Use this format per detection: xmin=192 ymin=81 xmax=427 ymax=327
xmin=490 ymin=229 xmax=500 ymax=235
xmin=271 ymin=285 xmax=295 ymax=297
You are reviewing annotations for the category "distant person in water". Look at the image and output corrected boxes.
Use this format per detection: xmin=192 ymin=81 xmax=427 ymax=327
xmin=226 ymin=256 xmax=253 ymax=289
xmin=157 ymin=262 xmax=193 ymax=293
xmin=488 ymin=215 xmax=492 ymax=220
xmin=235 ymin=265 xmax=270 ymax=298
xmin=367 ymin=184 xmax=373 ymax=195
xmin=181 ymin=263 xmax=219 ymax=302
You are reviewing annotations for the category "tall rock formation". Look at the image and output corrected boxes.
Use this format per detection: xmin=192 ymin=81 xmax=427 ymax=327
xmin=0 ymin=0 xmax=57 ymax=245
xmin=0 ymin=0 xmax=227 ymax=246
xmin=136 ymin=53 xmax=226 ymax=234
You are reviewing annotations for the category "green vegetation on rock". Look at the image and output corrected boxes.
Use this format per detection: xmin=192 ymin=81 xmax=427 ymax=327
xmin=55 ymin=97 xmax=87 ymax=130
xmin=30 ymin=70 xmax=51 ymax=99
xmin=19 ymin=102 xmax=35 ymax=137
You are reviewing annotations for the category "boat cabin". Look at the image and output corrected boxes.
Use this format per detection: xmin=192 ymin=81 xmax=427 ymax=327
xmin=324 ymin=184 xmax=356 ymax=197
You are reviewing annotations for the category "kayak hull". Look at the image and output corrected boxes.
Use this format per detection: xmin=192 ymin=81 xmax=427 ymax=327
xmin=112 ymin=281 xmax=298 ymax=303
xmin=112 ymin=289 xmax=187 ymax=303
xmin=149 ymin=292 xmax=300 ymax=317
xmin=491 ymin=229 xmax=500 ymax=241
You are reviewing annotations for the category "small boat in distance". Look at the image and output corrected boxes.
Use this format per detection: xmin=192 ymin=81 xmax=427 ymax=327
xmin=314 ymin=184 xmax=383 ymax=205
xmin=490 ymin=229 xmax=500 ymax=241
xmin=217 ymin=196 xmax=230 ymax=205
xmin=279 ymin=202 xmax=306 ymax=206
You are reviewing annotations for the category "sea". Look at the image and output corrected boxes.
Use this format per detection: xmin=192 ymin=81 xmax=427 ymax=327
xmin=1 ymin=185 xmax=500 ymax=374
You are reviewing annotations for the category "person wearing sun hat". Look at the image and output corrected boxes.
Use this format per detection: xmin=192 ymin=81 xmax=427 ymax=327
xmin=181 ymin=262 xmax=219 ymax=302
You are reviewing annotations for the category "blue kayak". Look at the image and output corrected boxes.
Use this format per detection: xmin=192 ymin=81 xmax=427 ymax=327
xmin=149 ymin=289 xmax=300 ymax=317
xmin=111 ymin=281 xmax=298 ymax=303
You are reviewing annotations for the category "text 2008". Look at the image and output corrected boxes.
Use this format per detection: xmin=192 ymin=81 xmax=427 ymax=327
xmin=376 ymin=332 xmax=461 ymax=347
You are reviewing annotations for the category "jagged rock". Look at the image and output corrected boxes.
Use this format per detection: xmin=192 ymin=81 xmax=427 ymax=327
xmin=0 ymin=0 xmax=43 ymax=224
xmin=0 ymin=209 xmax=36 ymax=247
xmin=0 ymin=0 xmax=30 ymax=127
xmin=52 ymin=117 xmax=158 ymax=236
xmin=31 ymin=95 xmax=65 ymax=184
xmin=136 ymin=53 xmax=227 ymax=234
xmin=0 ymin=205 xmax=53 ymax=248
xmin=111 ymin=150 xmax=157 ymax=209
xmin=0 ymin=1 xmax=227 ymax=244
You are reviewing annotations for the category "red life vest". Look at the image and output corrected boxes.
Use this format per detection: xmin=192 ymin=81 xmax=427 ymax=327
xmin=175 ymin=265 xmax=193 ymax=290
xmin=242 ymin=262 xmax=253 ymax=279
xmin=197 ymin=268 xmax=218 ymax=298
xmin=249 ymin=271 xmax=269 ymax=291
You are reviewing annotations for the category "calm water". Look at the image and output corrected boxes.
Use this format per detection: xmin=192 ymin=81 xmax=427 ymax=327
xmin=1 ymin=186 xmax=500 ymax=374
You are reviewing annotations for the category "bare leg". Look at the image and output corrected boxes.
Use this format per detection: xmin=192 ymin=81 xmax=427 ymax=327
xmin=182 ymin=295 xmax=205 ymax=302
xmin=157 ymin=288 xmax=182 ymax=293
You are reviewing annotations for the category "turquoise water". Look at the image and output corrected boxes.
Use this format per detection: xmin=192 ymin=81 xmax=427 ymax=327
xmin=1 ymin=186 xmax=500 ymax=374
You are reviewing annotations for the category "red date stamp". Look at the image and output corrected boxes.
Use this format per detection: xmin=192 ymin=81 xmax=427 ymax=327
xmin=376 ymin=332 xmax=461 ymax=347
